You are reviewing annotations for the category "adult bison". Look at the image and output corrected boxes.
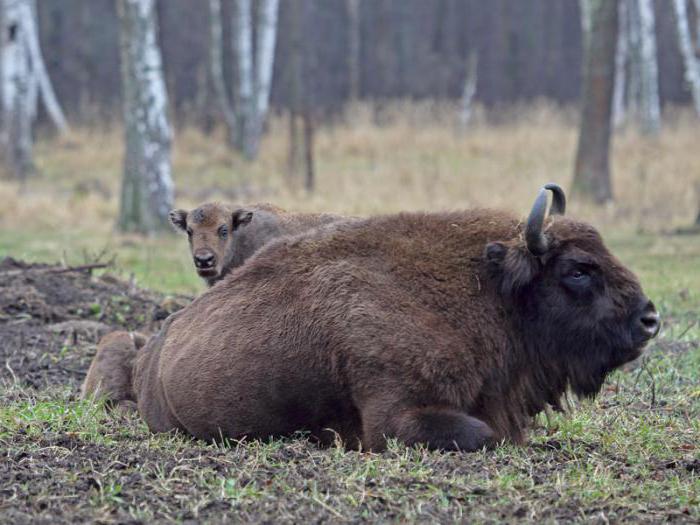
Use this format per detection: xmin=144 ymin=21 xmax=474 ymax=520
xmin=130 ymin=184 xmax=659 ymax=450
xmin=168 ymin=202 xmax=345 ymax=287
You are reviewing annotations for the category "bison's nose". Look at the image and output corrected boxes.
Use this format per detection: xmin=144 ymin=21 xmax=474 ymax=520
xmin=636 ymin=300 xmax=660 ymax=340
xmin=194 ymin=253 xmax=215 ymax=269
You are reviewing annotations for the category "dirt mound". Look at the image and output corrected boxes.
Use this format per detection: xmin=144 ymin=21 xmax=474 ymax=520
xmin=0 ymin=257 xmax=190 ymax=390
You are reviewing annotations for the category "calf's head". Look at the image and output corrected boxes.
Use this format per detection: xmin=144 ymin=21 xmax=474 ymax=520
xmin=486 ymin=184 xmax=660 ymax=397
xmin=169 ymin=203 xmax=253 ymax=283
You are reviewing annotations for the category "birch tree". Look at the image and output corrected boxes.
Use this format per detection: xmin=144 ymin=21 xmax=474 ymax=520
xmin=20 ymin=0 xmax=69 ymax=132
xmin=1 ymin=0 xmax=68 ymax=180
xmin=117 ymin=0 xmax=174 ymax=234
xmin=614 ymin=0 xmax=660 ymax=133
xmin=672 ymin=0 xmax=700 ymax=117
xmin=232 ymin=0 xmax=279 ymax=160
xmin=1 ymin=0 xmax=32 ymax=180
xmin=630 ymin=0 xmax=660 ymax=134
xmin=612 ymin=0 xmax=628 ymax=128
xmin=208 ymin=0 xmax=236 ymax=145
xmin=573 ymin=0 xmax=618 ymax=204
xmin=253 ymin=0 xmax=279 ymax=144
xmin=232 ymin=0 xmax=254 ymax=158
xmin=458 ymin=50 xmax=478 ymax=131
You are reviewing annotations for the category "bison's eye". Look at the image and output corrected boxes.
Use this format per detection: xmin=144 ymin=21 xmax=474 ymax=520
xmin=186 ymin=228 xmax=193 ymax=238
xmin=562 ymin=268 xmax=592 ymax=290
xmin=218 ymin=225 xmax=228 ymax=240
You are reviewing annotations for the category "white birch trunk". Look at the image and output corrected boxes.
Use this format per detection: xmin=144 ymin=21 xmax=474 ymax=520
xmin=232 ymin=0 xmax=254 ymax=159
xmin=2 ymin=0 xmax=32 ymax=180
xmin=208 ymin=0 xmax=236 ymax=143
xmin=636 ymin=0 xmax=660 ymax=134
xmin=254 ymin=0 xmax=278 ymax=125
xmin=248 ymin=0 xmax=279 ymax=157
xmin=627 ymin=0 xmax=642 ymax=118
xmin=19 ymin=0 xmax=68 ymax=132
xmin=458 ymin=50 xmax=478 ymax=131
xmin=612 ymin=0 xmax=629 ymax=128
xmin=117 ymin=0 xmax=174 ymax=234
xmin=673 ymin=0 xmax=700 ymax=117
xmin=580 ymin=0 xmax=592 ymax=52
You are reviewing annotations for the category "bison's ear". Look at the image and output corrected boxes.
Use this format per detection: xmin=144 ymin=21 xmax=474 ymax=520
xmin=232 ymin=209 xmax=254 ymax=230
xmin=485 ymin=241 xmax=539 ymax=296
xmin=168 ymin=209 xmax=188 ymax=232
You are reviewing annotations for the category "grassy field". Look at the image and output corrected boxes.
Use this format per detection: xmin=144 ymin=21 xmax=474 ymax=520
xmin=1 ymin=106 xmax=699 ymax=522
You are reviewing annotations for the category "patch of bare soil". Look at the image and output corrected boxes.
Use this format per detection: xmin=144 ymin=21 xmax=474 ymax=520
xmin=0 ymin=257 xmax=189 ymax=391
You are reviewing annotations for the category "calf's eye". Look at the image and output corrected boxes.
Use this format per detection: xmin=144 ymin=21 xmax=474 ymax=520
xmin=218 ymin=226 xmax=228 ymax=239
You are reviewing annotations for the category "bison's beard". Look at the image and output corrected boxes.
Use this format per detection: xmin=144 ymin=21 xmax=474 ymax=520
xmin=521 ymin=311 xmax=645 ymax=402
xmin=562 ymin=321 xmax=644 ymax=398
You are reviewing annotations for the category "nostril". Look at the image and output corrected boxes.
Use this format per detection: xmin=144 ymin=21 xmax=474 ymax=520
xmin=194 ymin=254 xmax=215 ymax=268
xmin=639 ymin=311 xmax=660 ymax=336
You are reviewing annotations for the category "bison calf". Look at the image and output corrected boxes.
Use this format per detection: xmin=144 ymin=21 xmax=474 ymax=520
xmin=169 ymin=202 xmax=345 ymax=287
xmin=132 ymin=184 xmax=659 ymax=451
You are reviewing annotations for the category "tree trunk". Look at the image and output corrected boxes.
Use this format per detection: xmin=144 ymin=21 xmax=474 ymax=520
xmin=232 ymin=0 xmax=254 ymax=159
xmin=631 ymin=0 xmax=660 ymax=134
xmin=626 ymin=0 xmax=641 ymax=118
xmin=117 ymin=0 xmax=174 ymax=234
xmin=346 ymin=0 xmax=360 ymax=102
xmin=612 ymin=0 xmax=628 ymax=128
xmin=673 ymin=0 xmax=700 ymax=117
xmin=208 ymin=0 xmax=236 ymax=145
xmin=287 ymin=0 xmax=303 ymax=183
xmin=302 ymin=109 xmax=314 ymax=192
xmin=2 ymin=0 xmax=33 ymax=181
xmin=21 ymin=0 xmax=69 ymax=133
xmin=248 ymin=0 xmax=279 ymax=158
xmin=458 ymin=50 xmax=478 ymax=131
xmin=573 ymin=0 xmax=618 ymax=204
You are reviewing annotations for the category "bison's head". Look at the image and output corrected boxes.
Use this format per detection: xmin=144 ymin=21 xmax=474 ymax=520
xmin=169 ymin=203 xmax=253 ymax=284
xmin=485 ymin=184 xmax=660 ymax=397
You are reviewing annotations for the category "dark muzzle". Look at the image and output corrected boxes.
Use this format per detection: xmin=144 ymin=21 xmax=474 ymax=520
xmin=194 ymin=252 xmax=216 ymax=270
xmin=633 ymin=300 xmax=660 ymax=343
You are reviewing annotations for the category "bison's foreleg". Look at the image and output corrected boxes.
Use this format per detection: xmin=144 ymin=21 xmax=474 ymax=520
xmin=363 ymin=405 xmax=495 ymax=452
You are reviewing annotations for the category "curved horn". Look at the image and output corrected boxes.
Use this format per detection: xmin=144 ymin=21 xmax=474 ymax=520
xmin=544 ymin=183 xmax=566 ymax=215
xmin=525 ymin=188 xmax=549 ymax=256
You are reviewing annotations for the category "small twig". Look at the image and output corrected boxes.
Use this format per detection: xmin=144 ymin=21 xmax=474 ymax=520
xmin=4 ymin=360 xmax=19 ymax=384
xmin=676 ymin=320 xmax=698 ymax=340
xmin=0 ymin=262 xmax=111 ymax=278
xmin=58 ymin=365 xmax=87 ymax=376
xmin=50 ymin=263 xmax=111 ymax=274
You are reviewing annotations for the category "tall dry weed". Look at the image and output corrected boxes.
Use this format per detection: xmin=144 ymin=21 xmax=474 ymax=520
xmin=1 ymin=103 xmax=698 ymax=236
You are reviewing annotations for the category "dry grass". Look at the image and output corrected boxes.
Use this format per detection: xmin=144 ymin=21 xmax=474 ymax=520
xmin=1 ymin=103 xmax=698 ymax=234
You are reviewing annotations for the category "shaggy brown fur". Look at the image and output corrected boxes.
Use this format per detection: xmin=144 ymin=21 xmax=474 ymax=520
xmin=80 ymin=331 xmax=147 ymax=412
xmin=169 ymin=202 xmax=346 ymax=287
xmin=132 ymin=189 xmax=659 ymax=451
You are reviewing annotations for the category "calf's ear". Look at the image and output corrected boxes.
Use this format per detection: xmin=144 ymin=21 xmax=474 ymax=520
xmin=485 ymin=241 xmax=539 ymax=296
xmin=232 ymin=209 xmax=254 ymax=229
xmin=168 ymin=209 xmax=188 ymax=232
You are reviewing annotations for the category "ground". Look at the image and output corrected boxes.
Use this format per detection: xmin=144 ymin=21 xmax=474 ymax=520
xmin=0 ymin=108 xmax=699 ymax=522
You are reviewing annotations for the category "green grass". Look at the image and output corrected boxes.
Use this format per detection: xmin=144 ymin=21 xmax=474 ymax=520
xmin=1 ymin=231 xmax=698 ymax=523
